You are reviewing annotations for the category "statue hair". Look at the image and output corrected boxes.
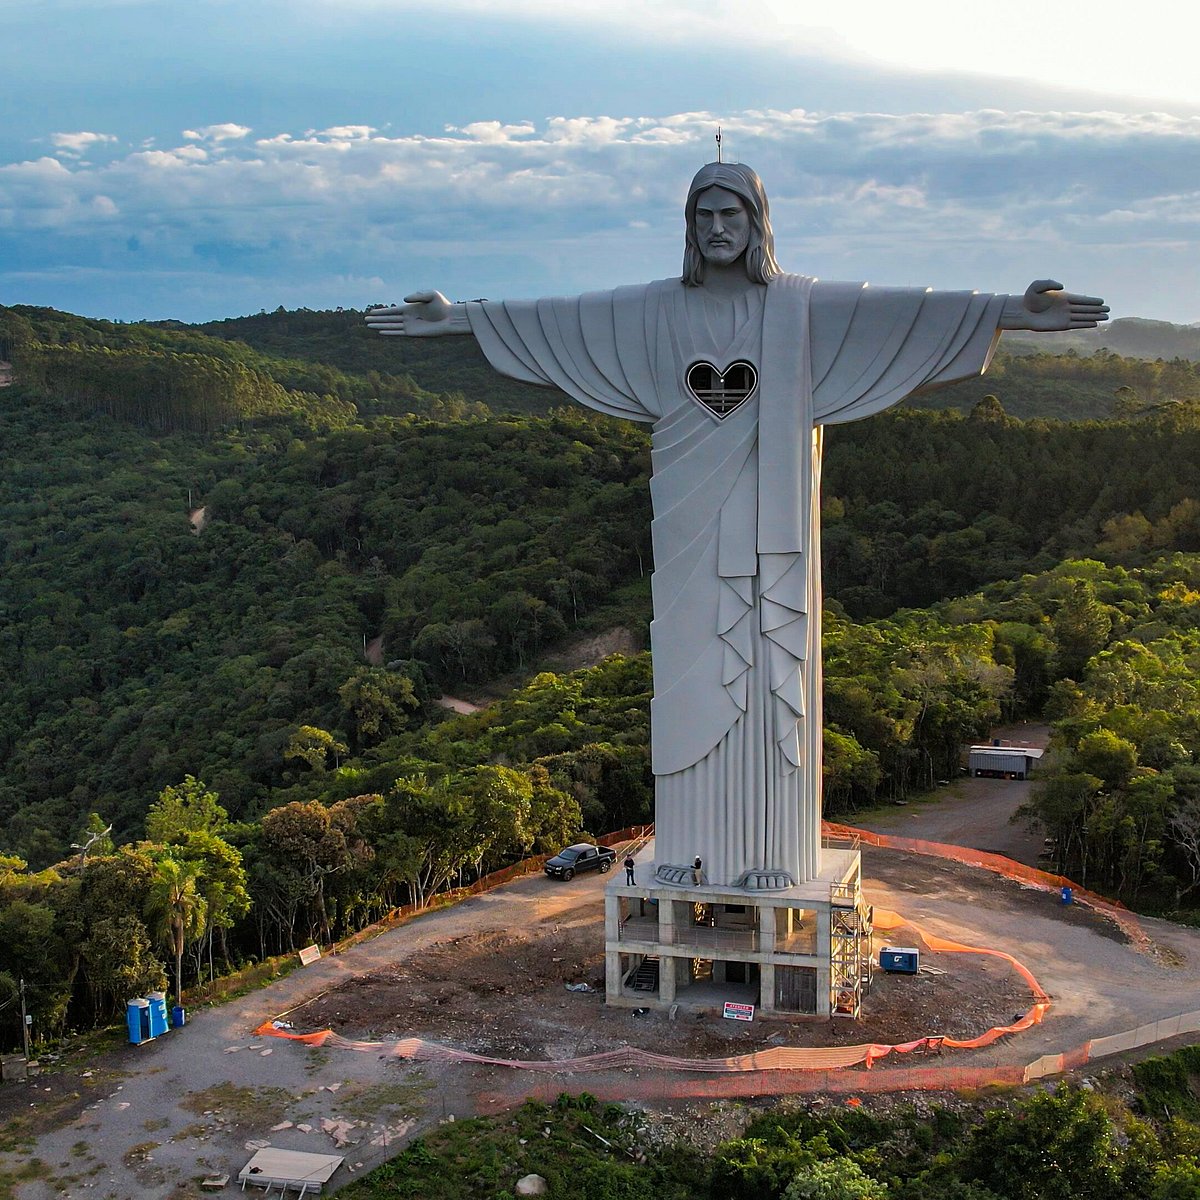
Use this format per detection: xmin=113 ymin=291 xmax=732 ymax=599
xmin=682 ymin=162 xmax=783 ymax=287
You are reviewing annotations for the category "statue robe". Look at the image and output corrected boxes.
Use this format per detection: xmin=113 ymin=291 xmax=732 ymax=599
xmin=466 ymin=275 xmax=1007 ymax=888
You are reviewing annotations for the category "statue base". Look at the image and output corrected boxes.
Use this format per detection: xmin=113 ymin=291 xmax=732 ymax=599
xmin=605 ymin=847 xmax=872 ymax=1019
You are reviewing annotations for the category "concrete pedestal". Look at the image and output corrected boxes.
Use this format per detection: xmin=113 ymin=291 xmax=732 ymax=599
xmin=605 ymin=848 xmax=870 ymax=1019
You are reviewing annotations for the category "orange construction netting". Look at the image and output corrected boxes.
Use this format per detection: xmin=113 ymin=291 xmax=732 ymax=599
xmin=825 ymin=820 xmax=1152 ymax=952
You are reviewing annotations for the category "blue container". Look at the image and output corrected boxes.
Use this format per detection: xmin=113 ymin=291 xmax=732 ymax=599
xmin=146 ymin=991 xmax=169 ymax=1038
xmin=126 ymin=997 xmax=151 ymax=1045
xmin=1061 ymin=886 xmax=1073 ymax=905
xmin=880 ymin=946 xmax=920 ymax=975
xmin=171 ymin=1005 xmax=186 ymax=1029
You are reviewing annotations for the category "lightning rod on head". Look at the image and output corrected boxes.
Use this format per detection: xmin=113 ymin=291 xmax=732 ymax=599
xmin=716 ymin=127 xmax=722 ymax=163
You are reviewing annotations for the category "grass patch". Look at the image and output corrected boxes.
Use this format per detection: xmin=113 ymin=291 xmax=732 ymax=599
xmin=180 ymin=1082 xmax=292 ymax=1127
xmin=305 ymin=1046 xmax=332 ymax=1073
xmin=184 ymin=953 xmax=303 ymax=1007
xmin=0 ymin=1156 xmax=52 ymax=1200
xmin=122 ymin=1141 xmax=158 ymax=1167
xmin=1133 ymin=1045 xmax=1200 ymax=1120
xmin=337 ymin=1075 xmax=433 ymax=1123
xmin=337 ymin=1094 xmax=704 ymax=1200
xmin=0 ymin=1073 xmax=116 ymax=1154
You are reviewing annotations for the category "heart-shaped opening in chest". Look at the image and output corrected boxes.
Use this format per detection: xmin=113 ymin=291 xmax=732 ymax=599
xmin=686 ymin=360 xmax=758 ymax=418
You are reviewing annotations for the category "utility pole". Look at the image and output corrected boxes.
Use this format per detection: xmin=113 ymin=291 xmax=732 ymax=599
xmin=19 ymin=977 xmax=31 ymax=1061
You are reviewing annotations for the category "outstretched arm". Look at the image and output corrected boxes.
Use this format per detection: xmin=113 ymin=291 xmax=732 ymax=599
xmin=365 ymin=290 xmax=472 ymax=337
xmin=999 ymin=279 xmax=1109 ymax=331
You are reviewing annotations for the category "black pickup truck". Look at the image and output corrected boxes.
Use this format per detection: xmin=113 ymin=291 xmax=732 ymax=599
xmin=543 ymin=842 xmax=616 ymax=881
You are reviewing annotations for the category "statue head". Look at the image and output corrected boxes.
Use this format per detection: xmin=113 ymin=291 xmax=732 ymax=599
xmin=682 ymin=162 xmax=782 ymax=287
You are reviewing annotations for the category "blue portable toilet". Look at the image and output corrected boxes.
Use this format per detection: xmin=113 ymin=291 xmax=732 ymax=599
xmin=880 ymin=946 xmax=921 ymax=974
xmin=171 ymin=1005 xmax=186 ymax=1029
xmin=146 ymin=991 xmax=169 ymax=1038
xmin=1061 ymin=886 xmax=1073 ymax=905
xmin=126 ymin=997 xmax=151 ymax=1045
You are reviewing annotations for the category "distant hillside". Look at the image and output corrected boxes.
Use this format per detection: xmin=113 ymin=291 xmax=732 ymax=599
xmin=916 ymin=346 xmax=1200 ymax=421
xmin=12 ymin=303 xmax=1200 ymax=426
xmin=0 ymin=304 xmax=492 ymax=429
xmin=191 ymin=307 xmax=555 ymax=414
xmin=1004 ymin=316 xmax=1200 ymax=361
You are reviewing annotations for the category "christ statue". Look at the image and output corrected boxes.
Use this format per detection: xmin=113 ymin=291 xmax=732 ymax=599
xmin=367 ymin=161 xmax=1107 ymax=892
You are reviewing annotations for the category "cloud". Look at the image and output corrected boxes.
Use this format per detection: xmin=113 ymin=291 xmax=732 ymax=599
xmin=3 ymin=107 xmax=1200 ymax=320
xmin=50 ymin=131 xmax=118 ymax=157
xmin=182 ymin=123 xmax=252 ymax=143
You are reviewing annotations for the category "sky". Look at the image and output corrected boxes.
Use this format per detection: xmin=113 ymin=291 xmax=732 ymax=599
xmin=2 ymin=0 xmax=1199 ymax=324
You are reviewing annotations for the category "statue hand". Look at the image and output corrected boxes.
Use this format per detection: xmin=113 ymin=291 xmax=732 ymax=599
xmin=1000 ymin=279 xmax=1109 ymax=331
xmin=365 ymin=290 xmax=468 ymax=337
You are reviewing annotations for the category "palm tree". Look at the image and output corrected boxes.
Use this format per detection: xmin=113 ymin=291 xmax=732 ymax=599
xmin=145 ymin=857 xmax=207 ymax=1002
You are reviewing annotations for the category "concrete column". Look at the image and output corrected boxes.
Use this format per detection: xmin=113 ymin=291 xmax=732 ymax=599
xmin=659 ymin=954 xmax=677 ymax=1004
xmin=759 ymin=961 xmax=775 ymax=1014
xmin=604 ymin=893 xmax=621 ymax=943
xmin=758 ymin=901 xmax=776 ymax=954
xmin=816 ymin=904 xmax=832 ymax=1018
xmin=606 ymin=950 xmax=623 ymax=998
xmin=659 ymin=897 xmax=677 ymax=947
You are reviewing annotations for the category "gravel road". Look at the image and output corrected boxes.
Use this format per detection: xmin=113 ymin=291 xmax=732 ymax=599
xmin=855 ymin=723 xmax=1052 ymax=865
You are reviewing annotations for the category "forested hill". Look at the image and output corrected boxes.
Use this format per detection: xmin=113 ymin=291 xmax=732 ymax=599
xmin=5 ymin=339 xmax=1200 ymax=862
xmin=8 ymin=302 xmax=1200 ymax=424
xmin=191 ymin=307 xmax=1200 ymax=422
xmin=1006 ymin=315 xmax=1200 ymax=362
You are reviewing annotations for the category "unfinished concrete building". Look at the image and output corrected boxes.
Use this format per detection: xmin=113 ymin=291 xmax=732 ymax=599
xmin=605 ymin=843 xmax=873 ymax=1018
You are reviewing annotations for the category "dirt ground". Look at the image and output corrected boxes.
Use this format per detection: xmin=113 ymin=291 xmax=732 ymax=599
xmin=288 ymin=860 xmax=1090 ymax=1062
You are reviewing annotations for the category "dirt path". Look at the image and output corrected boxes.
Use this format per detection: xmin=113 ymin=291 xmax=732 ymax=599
xmin=855 ymin=723 xmax=1051 ymax=866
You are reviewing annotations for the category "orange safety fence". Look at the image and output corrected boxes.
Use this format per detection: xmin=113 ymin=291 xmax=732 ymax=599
xmin=256 ymin=903 xmax=1050 ymax=1074
xmin=480 ymin=1062 xmax=1033 ymax=1107
xmin=825 ymin=820 xmax=1153 ymax=952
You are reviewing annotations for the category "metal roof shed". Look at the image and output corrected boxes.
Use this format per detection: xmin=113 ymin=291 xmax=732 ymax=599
xmin=967 ymin=746 xmax=1044 ymax=778
xmin=238 ymin=1148 xmax=344 ymax=1194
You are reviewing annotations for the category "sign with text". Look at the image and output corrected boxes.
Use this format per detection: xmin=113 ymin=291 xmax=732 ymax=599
xmin=722 ymin=1001 xmax=755 ymax=1022
xmin=298 ymin=944 xmax=322 ymax=967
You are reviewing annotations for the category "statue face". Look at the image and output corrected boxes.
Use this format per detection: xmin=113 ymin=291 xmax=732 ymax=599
xmin=693 ymin=185 xmax=750 ymax=267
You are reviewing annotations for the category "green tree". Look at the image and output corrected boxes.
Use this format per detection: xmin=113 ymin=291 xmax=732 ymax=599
xmin=1051 ymin=580 xmax=1113 ymax=679
xmin=284 ymin=725 xmax=348 ymax=771
xmin=80 ymin=915 xmax=166 ymax=1020
xmin=784 ymin=1158 xmax=887 ymax=1200
xmin=145 ymin=776 xmax=228 ymax=841
xmin=338 ymin=667 xmax=418 ymax=748
xmin=956 ymin=1087 xmax=1124 ymax=1200
xmin=1075 ymin=729 xmax=1138 ymax=792
xmin=144 ymin=857 xmax=207 ymax=1001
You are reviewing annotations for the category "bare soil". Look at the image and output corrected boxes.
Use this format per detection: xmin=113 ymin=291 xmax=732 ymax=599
xmin=289 ymin=878 xmax=1041 ymax=1061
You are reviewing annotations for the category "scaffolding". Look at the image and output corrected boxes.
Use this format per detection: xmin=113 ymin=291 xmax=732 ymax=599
xmin=829 ymin=880 xmax=873 ymax=1018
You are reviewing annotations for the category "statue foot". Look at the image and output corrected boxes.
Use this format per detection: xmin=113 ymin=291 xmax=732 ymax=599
xmin=654 ymin=863 xmax=705 ymax=886
xmin=653 ymin=863 xmax=796 ymax=890
xmin=733 ymin=868 xmax=795 ymax=891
